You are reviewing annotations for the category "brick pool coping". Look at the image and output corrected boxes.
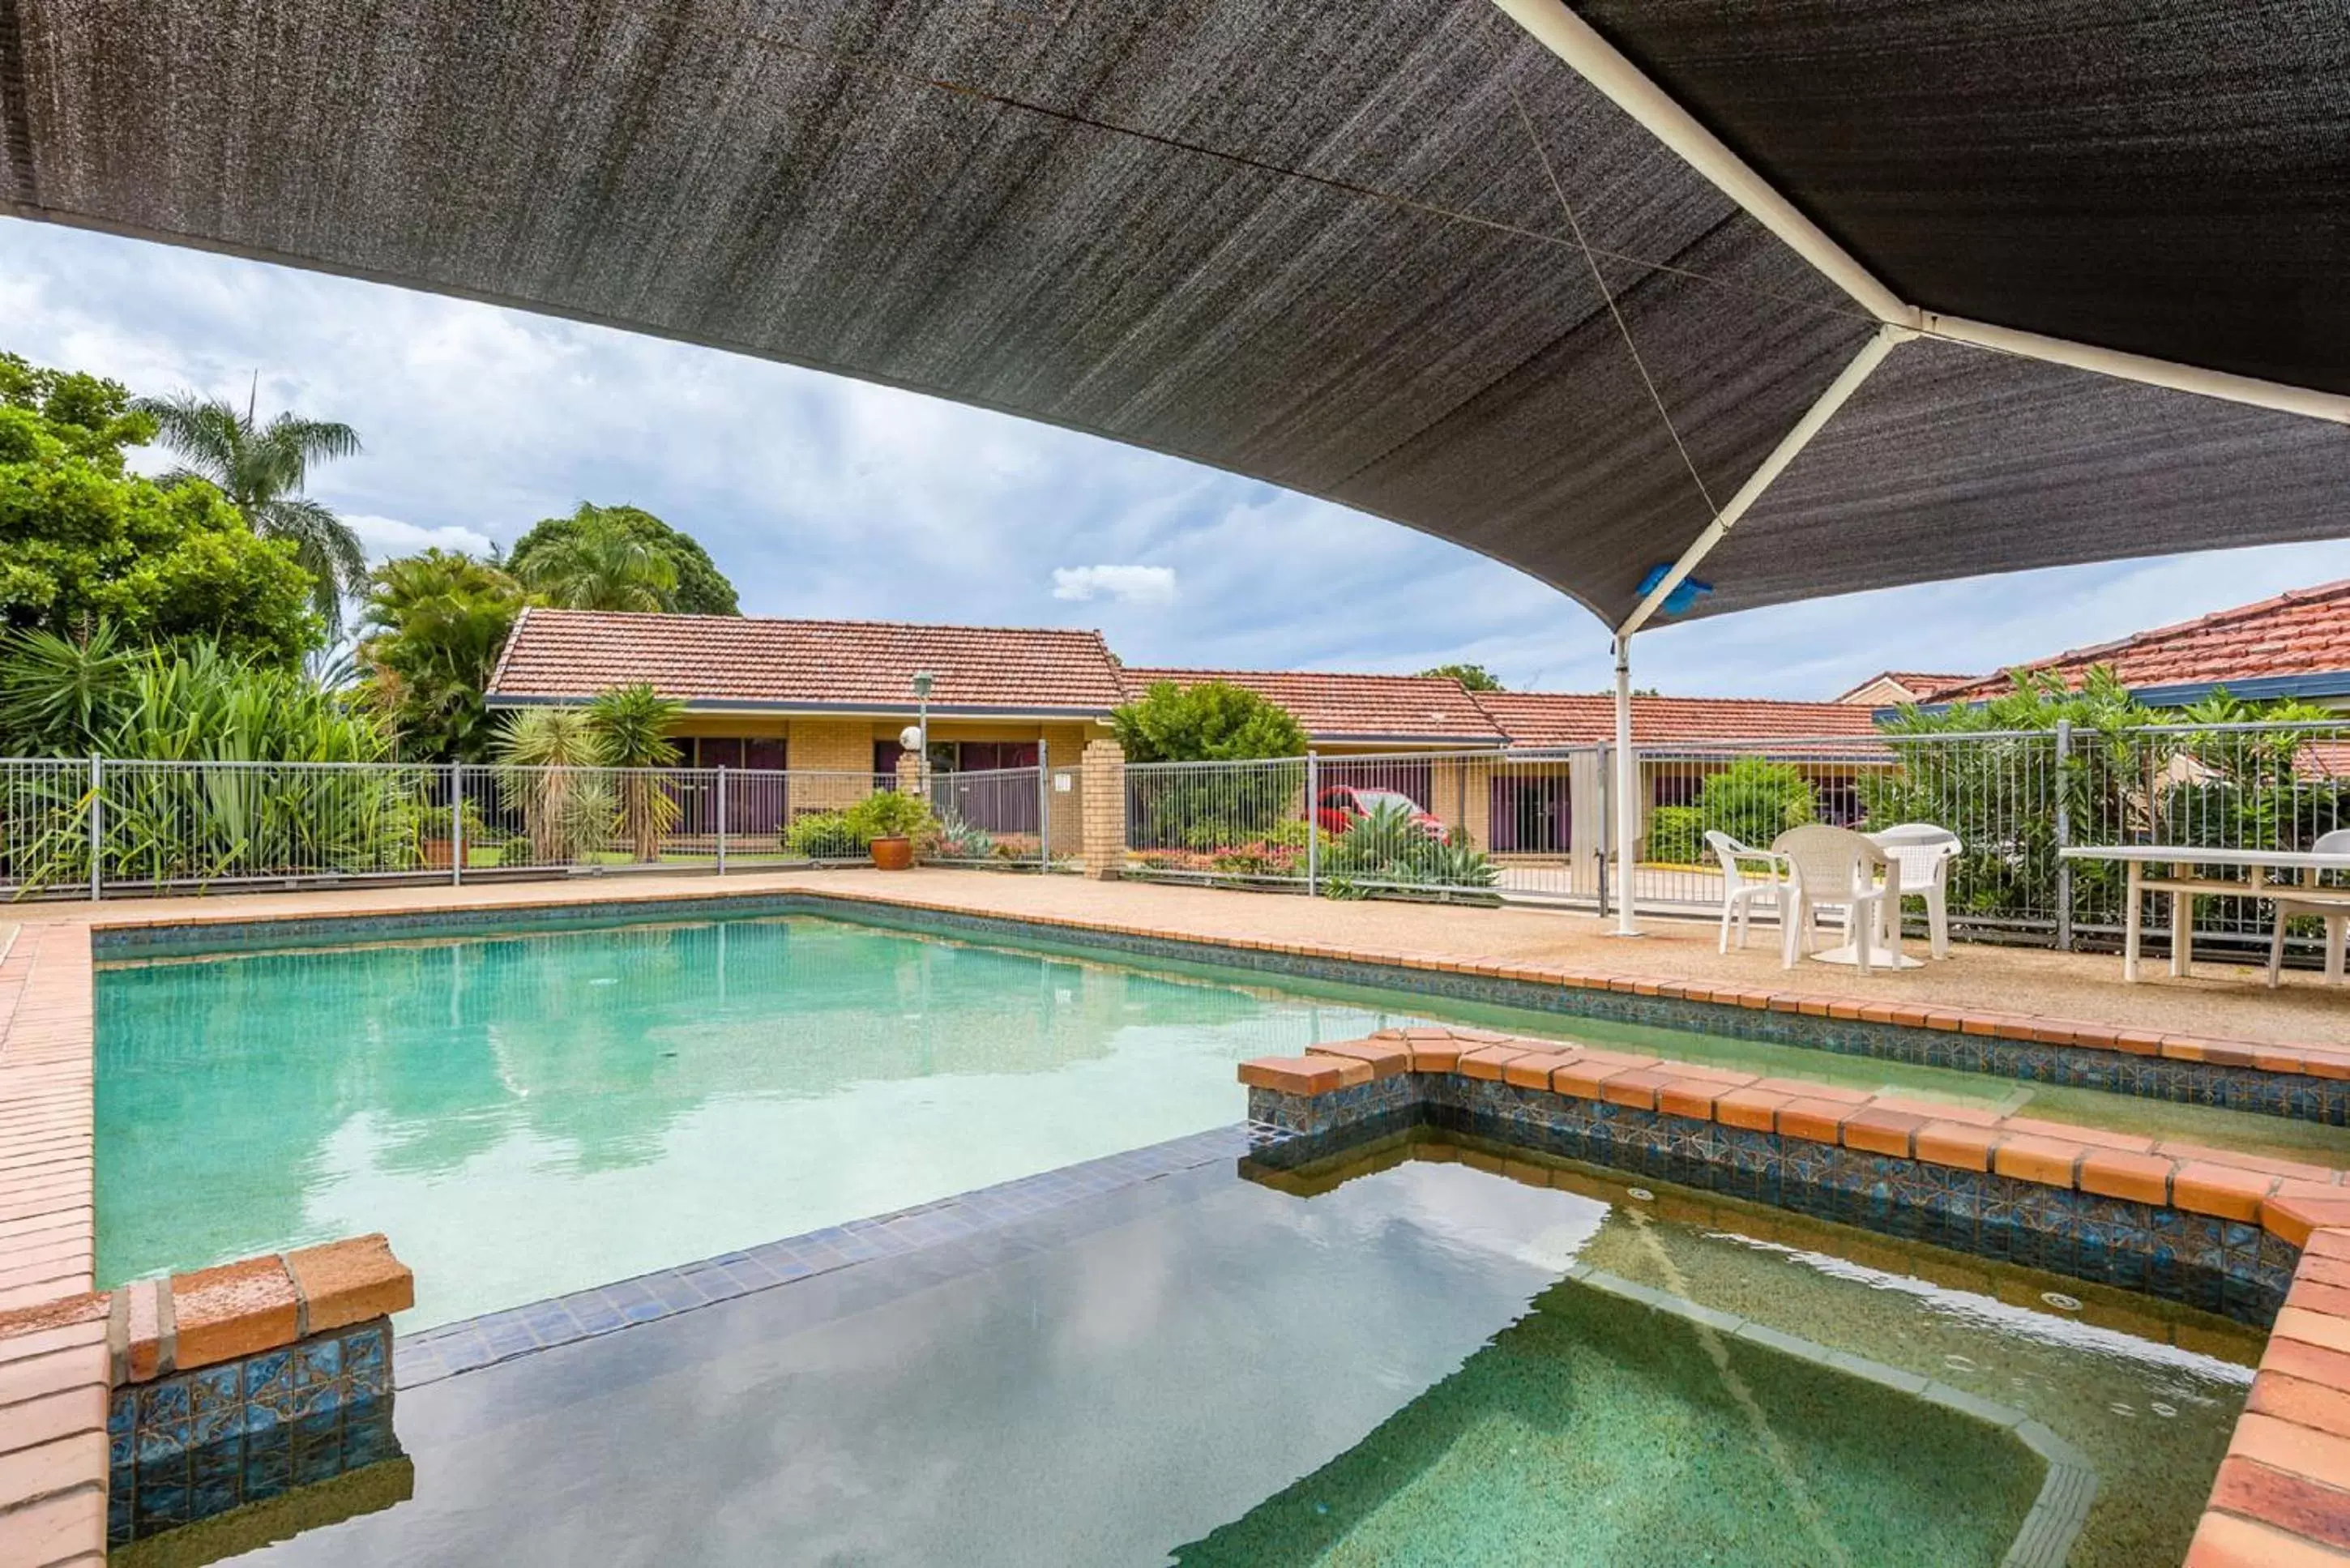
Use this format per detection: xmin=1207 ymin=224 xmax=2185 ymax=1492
xmin=1241 ymin=1028 xmax=2350 ymax=1566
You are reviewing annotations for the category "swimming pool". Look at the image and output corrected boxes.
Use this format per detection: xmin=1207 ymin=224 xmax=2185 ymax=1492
xmin=186 ymin=1132 xmax=2250 ymax=1567
xmin=96 ymin=907 xmax=2349 ymax=1329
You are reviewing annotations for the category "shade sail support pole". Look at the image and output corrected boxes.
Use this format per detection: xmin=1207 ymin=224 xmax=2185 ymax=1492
xmin=1492 ymin=0 xmax=1912 ymax=327
xmin=1618 ymin=322 xmax=1914 ymax=640
xmin=1610 ymin=637 xmax=1640 ymax=937
xmin=1493 ymin=0 xmax=2350 ymax=429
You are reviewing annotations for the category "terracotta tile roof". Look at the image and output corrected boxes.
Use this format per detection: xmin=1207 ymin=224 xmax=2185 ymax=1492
xmin=1833 ymin=670 xmax=1977 ymax=704
xmin=1121 ymin=668 xmax=1508 ymax=744
xmin=1934 ymin=579 xmax=2350 ymax=702
xmin=488 ymin=608 xmax=1128 ymax=714
xmin=1471 ymin=691 xmax=1885 ymax=750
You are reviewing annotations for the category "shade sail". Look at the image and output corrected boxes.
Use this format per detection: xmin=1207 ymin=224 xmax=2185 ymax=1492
xmin=2 ymin=0 xmax=2344 ymax=627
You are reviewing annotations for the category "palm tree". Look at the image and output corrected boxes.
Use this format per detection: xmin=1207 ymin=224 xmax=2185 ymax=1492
xmin=135 ymin=378 xmax=365 ymax=636
xmin=588 ymin=684 xmax=685 ymax=860
xmin=513 ymin=516 xmax=677 ymax=612
xmin=494 ymin=705 xmax=613 ymax=864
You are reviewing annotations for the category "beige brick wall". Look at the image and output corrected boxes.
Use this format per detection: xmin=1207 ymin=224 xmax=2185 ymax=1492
xmin=786 ymin=718 xmax=875 ymax=776
xmin=1079 ymin=738 xmax=1126 ymax=878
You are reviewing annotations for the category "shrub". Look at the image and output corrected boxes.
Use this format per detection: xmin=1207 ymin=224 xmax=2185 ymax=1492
xmin=844 ymin=789 xmax=933 ymax=844
xmin=1111 ymin=679 xmax=1307 ymax=763
xmin=784 ymin=811 xmax=864 ymax=859
xmin=1693 ymin=758 xmax=1816 ymax=850
xmin=1646 ymin=805 xmax=1704 ymax=865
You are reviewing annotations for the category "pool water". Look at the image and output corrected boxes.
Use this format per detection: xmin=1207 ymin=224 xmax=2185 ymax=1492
xmin=97 ymin=908 xmax=2347 ymax=1329
xmin=217 ymin=1139 xmax=2250 ymax=1567
xmin=96 ymin=915 xmax=1440 ymax=1327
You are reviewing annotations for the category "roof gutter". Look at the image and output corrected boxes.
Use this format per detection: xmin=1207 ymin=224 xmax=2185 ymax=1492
xmin=483 ymin=694 xmax=1118 ymax=721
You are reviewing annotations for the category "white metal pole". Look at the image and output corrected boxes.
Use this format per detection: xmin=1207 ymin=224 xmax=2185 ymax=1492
xmin=1305 ymin=750 xmax=1321 ymax=897
xmin=450 ymin=762 xmax=464 ymax=886
xmin=1493 ymin=0 xmax=2350 ymax=427
xmin=716 ymin=766 xmax=728 ymax=876
xmin=1036 ymin=739 xmax=1050 ymax=873
xmin=1618 ymin=323 xmax=1912 ymax=640
xmin=1611 ymin=639 xmax=1640 ymax=937
xmin=88 ymin=754 xmax=101 ymax=903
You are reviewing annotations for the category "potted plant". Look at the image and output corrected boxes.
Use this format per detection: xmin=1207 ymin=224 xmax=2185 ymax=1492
xmin=845 ymin=789 xmax=933 ymax=870
xmin=417 ymin=797 xmax=489 ymax=870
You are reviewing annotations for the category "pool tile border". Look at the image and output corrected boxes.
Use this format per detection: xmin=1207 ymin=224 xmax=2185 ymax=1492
xmin=393 ymin=1124 xmax=1255 ymax=1386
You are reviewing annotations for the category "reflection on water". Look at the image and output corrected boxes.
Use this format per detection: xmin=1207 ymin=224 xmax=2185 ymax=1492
xmin=110 ymin=1395 xmax=407 ymax=1563
xmin=97 ymin=916 xmax=1435 ymax=1326
xmin=221 ymin=1152 xmax=2244 ymax=1568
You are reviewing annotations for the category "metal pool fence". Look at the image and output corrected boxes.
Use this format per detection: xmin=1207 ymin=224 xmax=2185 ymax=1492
xmin=923 ymin=762 xmax=1079 ymax=871
xmin=6 ymin=720 xmax=2344 ymax=957
xmin=1114 ymin=720 xmax=2350 ymax=958
xmin=0 ymin=758 xmax=1068 ymax=898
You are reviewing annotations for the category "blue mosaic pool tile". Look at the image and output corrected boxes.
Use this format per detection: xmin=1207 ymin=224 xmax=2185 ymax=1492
xmin=135 ymin=1376 xmax=192 ymax=1463
xmin=188 ymin=1361 xmax=243 ymax=1445
xmin=1254 ymin=1074 xmax=2297 ymax=1326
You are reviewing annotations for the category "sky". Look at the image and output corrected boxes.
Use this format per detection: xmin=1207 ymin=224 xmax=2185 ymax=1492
xmin=6 ymin=215 xmax=2348 ymax=701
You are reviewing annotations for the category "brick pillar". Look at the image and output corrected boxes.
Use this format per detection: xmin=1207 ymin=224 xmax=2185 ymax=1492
xmin=1080 ymin=737 xmax=1126 ymax=879
xmin=895 ymin=749 xmax=927 ymax=798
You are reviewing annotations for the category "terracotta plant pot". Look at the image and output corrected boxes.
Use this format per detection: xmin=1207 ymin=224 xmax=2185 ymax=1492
xmin=421 ymin=839 xmax=455 ymax=870
xmin=870 ymin=835 xmax=915 ymax=870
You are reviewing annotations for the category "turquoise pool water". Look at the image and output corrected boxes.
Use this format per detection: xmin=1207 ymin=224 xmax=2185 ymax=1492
xmin=96 ymin=913 xmax=1443 ymax=1326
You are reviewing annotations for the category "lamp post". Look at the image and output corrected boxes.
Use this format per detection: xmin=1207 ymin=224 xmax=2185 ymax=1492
xmin=912 ymin=671 xmax=934 ymax=777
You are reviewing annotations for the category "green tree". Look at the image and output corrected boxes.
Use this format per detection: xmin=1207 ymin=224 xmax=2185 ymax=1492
xmin=0 ymin=354 xmax=318 ymax=664
xmin=588 ymin=683 xmax=686 ymax=861
xmin=134 ymin=380 xmax=365 ymax=636
xmin=508 ymin=503 xmax=737 ymax=615
xmin=1419 ymin=663 xmax=1503 ymax=692
xmin=357 ymin=549 xmax=528 ymax=762
xmin=512 ymin=511 xmax=677 ymax=612
xmin=1110 ymin=679 xmax=1309 ymax=763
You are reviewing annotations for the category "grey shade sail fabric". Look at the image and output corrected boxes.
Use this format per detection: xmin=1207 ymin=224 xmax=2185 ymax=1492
xmin=1570 ymin=0 xmax=2350 ymax=398
xmin=2 ymin=0 xmax=2344 ymax=626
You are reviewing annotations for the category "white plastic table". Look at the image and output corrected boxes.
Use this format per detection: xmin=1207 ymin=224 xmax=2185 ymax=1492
xmin=2057 ymin=845 xmax=2350 ymax=981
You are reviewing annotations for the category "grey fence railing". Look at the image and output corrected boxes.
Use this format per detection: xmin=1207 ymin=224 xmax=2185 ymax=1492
xmin=0 ymin=759 xmax=1066 ymax=899
xmin=1115 ymin=720 xmax=2350 ymax=958
xmin=922 ymin=762 xmax=1078 ymax=872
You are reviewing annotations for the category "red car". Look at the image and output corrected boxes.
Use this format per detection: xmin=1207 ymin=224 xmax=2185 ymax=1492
xmin=1314 ymin=786 xmax=1451 ymax=843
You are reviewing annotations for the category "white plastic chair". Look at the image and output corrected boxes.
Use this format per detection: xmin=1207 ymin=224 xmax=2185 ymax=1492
xmin=2268 ymin=827 xmax=2350 ymax=989
xmin=1773 ymin=825 xmax=1899 ymax=976
xmin=1870 ymin=823 xmax=1963 ymax=959
xmin=1705 ymin=831 xmax=1785 ymax=954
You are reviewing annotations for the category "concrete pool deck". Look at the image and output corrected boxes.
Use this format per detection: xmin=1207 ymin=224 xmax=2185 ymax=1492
xmin=1 ymin=864 xmax=2346 ymax=1562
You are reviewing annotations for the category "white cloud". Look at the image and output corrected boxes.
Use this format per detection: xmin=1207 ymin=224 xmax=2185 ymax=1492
xmin=1050 ymin=565 xmax=1177 ymax=605
xmin=4 ymin=219 xmax=2345 ymax=703
xmin=344 ymin=513 xmax=496 ymax=562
